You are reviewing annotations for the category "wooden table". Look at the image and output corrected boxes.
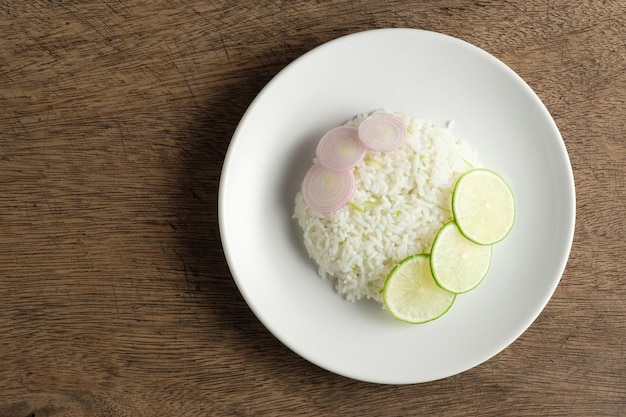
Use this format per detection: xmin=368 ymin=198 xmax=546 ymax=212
xmin=1 ymin=1 xmax=624 ymax=415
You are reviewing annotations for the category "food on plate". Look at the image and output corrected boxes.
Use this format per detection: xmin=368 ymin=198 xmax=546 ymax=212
xmin=452 ymin=168 xmax=516 ymax=245
xmin=383 ymin=254 xmax=456 ymax=324
xmin=293 ymin=110 xmax=514 ymax=322
xmin=429 ymin=221 xmax=492 ymax=294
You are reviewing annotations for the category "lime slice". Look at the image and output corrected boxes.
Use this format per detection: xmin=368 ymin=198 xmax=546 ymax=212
xmin=430 ymin=222 xmax=492 ymax=294
xmin=383 ymin=254 xmax=456 ymax=324
xmin=452 ymin=168 xmax=515 ymax=245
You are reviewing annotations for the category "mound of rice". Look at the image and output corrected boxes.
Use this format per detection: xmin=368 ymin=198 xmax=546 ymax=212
xmin=294 ymin=111 xmax=481 ymax=304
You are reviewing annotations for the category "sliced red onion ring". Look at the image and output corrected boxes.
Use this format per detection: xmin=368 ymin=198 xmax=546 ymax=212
xmin=358 ymin=113 xmax=408 ymax=152
xmin=301 ymin=164 xmax=355 ymax=213
xmin=315 ymin=126 xmax=367 ymax=171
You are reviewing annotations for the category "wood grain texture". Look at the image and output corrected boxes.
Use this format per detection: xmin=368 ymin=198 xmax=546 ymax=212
xmin=0 ymin=1 xmax=624 ymax=416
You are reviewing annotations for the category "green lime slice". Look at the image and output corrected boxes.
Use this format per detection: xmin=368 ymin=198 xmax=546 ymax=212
xmin=452 ymin=168 xmax=515 ymax=245
xmin=430 ymin=222 xmax=492 ymax=294
xmin=383 ymin=254 xmax=456 ymax=324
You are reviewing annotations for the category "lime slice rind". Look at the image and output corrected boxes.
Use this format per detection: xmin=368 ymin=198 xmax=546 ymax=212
xmin=430 ymin=222 xmax=493 ymax=294
xmin=452 ymin=168 xmax=515 ymax=245
xmin=383 ymin=254 xmax=456 ymax=324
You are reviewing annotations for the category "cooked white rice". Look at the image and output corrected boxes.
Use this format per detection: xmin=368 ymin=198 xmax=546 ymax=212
xmin=294 ymin=110 xmax=481 ymax=304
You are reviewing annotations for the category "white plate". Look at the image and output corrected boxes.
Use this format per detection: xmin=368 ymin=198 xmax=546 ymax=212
xmin=218 ymin=29 xmax=575 ymax=384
